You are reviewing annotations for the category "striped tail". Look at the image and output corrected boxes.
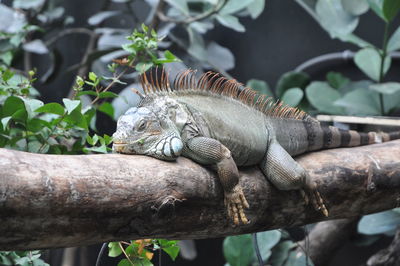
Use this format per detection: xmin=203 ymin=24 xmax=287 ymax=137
xmin=308 ymin=124 xmax=400 ymax=152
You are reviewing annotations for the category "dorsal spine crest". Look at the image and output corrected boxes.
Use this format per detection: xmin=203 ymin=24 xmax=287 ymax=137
xmin=140 ymin=68 xmax=307 ymax=120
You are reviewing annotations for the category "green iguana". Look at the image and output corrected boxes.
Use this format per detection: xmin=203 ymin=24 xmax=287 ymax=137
xmin=112 ymin=69 xmax=400 ymax=225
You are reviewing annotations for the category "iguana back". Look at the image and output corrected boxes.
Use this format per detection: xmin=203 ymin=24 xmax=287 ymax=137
xmin=113 ymin=69 xmax=400 ymax=225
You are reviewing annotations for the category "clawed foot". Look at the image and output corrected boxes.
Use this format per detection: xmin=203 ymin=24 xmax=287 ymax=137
xmin=224 ymin=185 xmax=250 ymax=225
xmin=301 ymin=182 xmax=329 ymax=217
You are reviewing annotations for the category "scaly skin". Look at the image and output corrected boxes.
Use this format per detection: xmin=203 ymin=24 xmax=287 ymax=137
xmin=112 ymin=71 xmax=400 ymax=225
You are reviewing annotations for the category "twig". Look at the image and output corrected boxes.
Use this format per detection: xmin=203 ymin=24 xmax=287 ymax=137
xmin=150 ymin=0 xmax=166 ymax=30
xmin=45 ymin=28 xmax=96 ymax=47
xmin=68 ymin=32 xmax=99 ymax=99
xmin=90 ymin=68 xmax=128 ymax=105
xmin=156 ymin=0 xmax=226 ymax=25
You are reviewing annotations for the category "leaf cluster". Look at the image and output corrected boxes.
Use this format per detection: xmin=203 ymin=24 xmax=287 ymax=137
xmin=223 ymin=230 xmax=312 ymax=266
xmin=292 ymin=0 xmax=400 ymax=116
xmin=108 ymin=239 xmax=180 ymax=266
xmin=0 ymin=251 xmax=48 ymax=266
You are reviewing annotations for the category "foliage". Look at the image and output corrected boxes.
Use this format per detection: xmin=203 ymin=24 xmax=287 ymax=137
xmin=284 ymin=0 xmax=400 ymax=116
xmin=108 ymin=239 xmax=180 ymax=266
xmin=0 ymin=251 xmax=48 ymax=266
xmin=223 ymin=230 xmax=314 ymax=266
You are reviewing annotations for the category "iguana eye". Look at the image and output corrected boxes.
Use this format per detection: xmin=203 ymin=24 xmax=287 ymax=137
xmin=136 ymin=120 xmax=146 ymax=131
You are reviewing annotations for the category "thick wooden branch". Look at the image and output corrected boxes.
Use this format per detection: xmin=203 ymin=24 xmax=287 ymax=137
xmin=1 ymin=140 xmax=400 ymax=250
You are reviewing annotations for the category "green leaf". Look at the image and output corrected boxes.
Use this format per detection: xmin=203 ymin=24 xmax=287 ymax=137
xmin=0 ymin=51 xmax=13 ymax=66
xmin=341 ymin=0 xmax=369 ymax=15
xmin=28 ymin=140 xmax=43 ymax=153
xmin=98 ymin=91 xmax=119 ymax=99
xmin=108 ymin=242 xmax=123 ymax=257
xmin=223 ymin=234 xmax=253 ymax=266
xmin=316 ymin=0 xmax=359 ymax=38
xmin=246 ymin=79 xmax=274 ymax=98
xmin=62 ymin=99 xmax=81 ymax=115
xmin=162 ymin=246 xmax=180 ymax=261
xmin=354 ymin=48 xmax=391 ymax=81
xmin=88 ymin=11 xmax=121 ymax=26
xmin=35 ymin=103 xmax=65 ymax=115
xmin=89 ymin=72 xmax=97 ymax=82
xmin=247 ymin=0 xmax=265 ymax=18
xmin=76 ymin=91 xmax=98 ymax=97
xmin=1 ymin=116 xmax=11 ymax=131
xmin=269 ymin=240 xmax=296 ymax=266
xmin=64 ymin=107 xmax=87 ymax=130
xmin=284 ymin=250 xmax=314 ymax=266
xmin=164 ymin=50 xmax=176 ymax=60
xmin=281 ymin=88 xmax=304 ymax=107
xmin=23 ymin=98 xmax=43 ymax=119
xmin=220 ymin=0 xmax=254 ymax=15
xmin=336 ymin=33 xmax=372 ymax=48
xmin=388 ymin=25 xmax=400 ymax=51
xmin=216 ymin=15 xmax=245 ymax=32
xmin=326 ymin=72 xmax=350 ymax=89
xmin=2 ymin=69 xmax=14 ymax=82
xmin=187 ymin=27 xmax=207 ymax=60
xmin=3 ymin=96 xmax=25 ymax=117
xmin=367 ymin=0 xmax=386 ymax=20
xmin=370 ymin=82 xmax=400 ymax=94
xmin=117 ymin=259 xmax=132 ymax=266
xmin=165 ymin=0 xmax=189 ymax=15
xmin=382 ymin=0 xmax=400 ymax=22
xmin=255 ymin=230 xmax=282 ymax=262
xmin=27 ymin=118 xmax=50 ymax=132
xmin=334 ymin=88 xmax=382 ymax=115
xmin=84 ymin=145 xmax=108 ymax=154
xmin=276 ymin=71 xmax=310 ymax=98
xmin=358 ymin=210 xmax=400 ymax=235
xmin=135 ymin=62 xmax=153 ymax=73
xmin=383 ymin=90 xmax=400 ymax=113
xmin=98 ymin=102 xmax=115 ymax=118
xmin=305 ymin=82 xmax=344 ymax=114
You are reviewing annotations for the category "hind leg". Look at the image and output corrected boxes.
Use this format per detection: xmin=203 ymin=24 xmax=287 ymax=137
xmin=260 ymin=139 xmax=328 ymax=216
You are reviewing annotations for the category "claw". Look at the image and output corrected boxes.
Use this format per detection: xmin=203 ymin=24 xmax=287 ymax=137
xmin=224 ymin=185 xmax=250 ymax=225
xmin=304 ymin=183 xmax=329 ymax=217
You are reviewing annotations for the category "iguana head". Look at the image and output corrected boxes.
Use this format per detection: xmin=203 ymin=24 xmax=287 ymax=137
xmin=112 ymin=107 xmax=183 ymax=161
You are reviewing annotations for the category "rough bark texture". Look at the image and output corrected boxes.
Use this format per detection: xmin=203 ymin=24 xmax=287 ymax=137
xmin=296 ymin=218 xmax=359 ymax=266
xmin=1 ymin=140 xmax=400 ymax=250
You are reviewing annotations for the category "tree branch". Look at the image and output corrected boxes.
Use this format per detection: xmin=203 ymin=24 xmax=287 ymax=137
xmin=1 ymin=140 xmax=400 ymax=250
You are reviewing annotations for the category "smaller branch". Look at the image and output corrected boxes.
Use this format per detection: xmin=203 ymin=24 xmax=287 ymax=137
xmin=45 ymin=28 xmax=96 ymax=47
xmin=156 ymin=0 xmax=226 ymax=25
xmin=150 ymin=0 xmax=166 ymax=30
xmin=367 ymin=226 xmax=400 ymax=266
xmin=68 ymin=32 xmax=99 ymax=99
xmin=296 ymin=218 xmax=358 ymax=266
xmin=90 ymin=68 xmax=128 ymax=105
xmin=125 ymin=0 xmax=140 ymax=24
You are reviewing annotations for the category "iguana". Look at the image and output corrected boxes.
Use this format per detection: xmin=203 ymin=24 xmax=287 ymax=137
xmin=112 ymin=69 xmax=400 ymax=225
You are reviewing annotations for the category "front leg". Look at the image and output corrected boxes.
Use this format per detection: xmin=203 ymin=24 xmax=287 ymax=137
xmin=183 ymin=137 xmax=249 ymax=225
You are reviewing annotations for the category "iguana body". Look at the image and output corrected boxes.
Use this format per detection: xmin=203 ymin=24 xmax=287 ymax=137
xmin=112 ymin=70 xmax=400 ymax=225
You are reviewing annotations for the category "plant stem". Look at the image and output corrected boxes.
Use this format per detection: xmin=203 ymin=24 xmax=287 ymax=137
xmin=378 ymin=22 xmax=390 ymax=114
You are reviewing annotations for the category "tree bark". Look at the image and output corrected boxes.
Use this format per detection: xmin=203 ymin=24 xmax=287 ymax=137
xmin=296 ymin=218 xmax=359 ymax=266
xmin=1 ymin=140 xmax=400 ymax=250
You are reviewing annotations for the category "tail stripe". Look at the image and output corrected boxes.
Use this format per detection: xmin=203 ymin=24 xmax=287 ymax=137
xmin=328 ymin=126 xmax=341 ymax=148
xmin=348 ymin=130 xmax=361 ymax=146
xmin=339 ymin=129 xmax=351 ymax=146
xmin=360 ymin=133 xmax=370 ymax=145
xmin=322 ymin=126 xmax=332 ymax=148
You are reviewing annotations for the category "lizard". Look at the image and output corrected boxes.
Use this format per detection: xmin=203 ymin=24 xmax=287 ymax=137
xmin=112 ymin=69 xmax=400 ymax=225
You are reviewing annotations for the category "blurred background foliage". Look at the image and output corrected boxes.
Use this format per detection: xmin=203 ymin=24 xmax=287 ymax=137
xmin=0 ymin=0 xmax=400 ymax=265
